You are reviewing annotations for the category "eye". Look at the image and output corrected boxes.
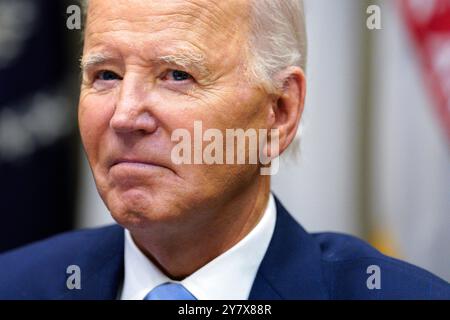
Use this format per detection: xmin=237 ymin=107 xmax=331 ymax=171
xmin=95 ymin=70 xmax=121 ymax=81
xmin=164 ymin=70 xmax=193 ymax=82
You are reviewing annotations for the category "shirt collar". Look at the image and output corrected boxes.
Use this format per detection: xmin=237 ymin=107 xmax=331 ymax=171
xmin=120 ymin=194 xmax=277 ymax=300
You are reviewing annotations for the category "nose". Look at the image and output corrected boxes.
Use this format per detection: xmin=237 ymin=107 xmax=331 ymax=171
xmin=110 ymin=75 xmax=158 ymax=134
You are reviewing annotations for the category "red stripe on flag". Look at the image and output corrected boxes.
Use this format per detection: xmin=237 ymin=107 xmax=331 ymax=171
xmin=399 ymin=0 xmax=450 ymax=142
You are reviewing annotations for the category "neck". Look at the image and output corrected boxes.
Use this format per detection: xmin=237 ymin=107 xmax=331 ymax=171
xmin=130 ymin=175 xmax=271 ymax=280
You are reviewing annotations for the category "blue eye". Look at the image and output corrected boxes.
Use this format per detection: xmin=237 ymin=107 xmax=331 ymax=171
xmin=97 ymin=70 xmax=120 ymax=81
xmin=168 ymin=70 xmax=192 ymax=81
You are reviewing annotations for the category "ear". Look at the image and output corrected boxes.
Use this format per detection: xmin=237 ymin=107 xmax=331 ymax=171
xmin=267 ymin=66 xmax=306 ymax=157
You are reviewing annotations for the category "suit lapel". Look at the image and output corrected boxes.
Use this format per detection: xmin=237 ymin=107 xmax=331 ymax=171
xmin=249 ymin=196 xmax=329 ymax=299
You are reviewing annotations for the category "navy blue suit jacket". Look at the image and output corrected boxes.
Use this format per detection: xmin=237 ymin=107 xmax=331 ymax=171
xmin=1 ymin=197 xmax=449 ymax=299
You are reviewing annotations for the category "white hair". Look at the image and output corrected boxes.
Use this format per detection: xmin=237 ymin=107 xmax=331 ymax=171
xmin=80 ymin=0 xmax=307 ymax=92
xmin=246 ymin=0 xmax=306 ymax=158
xmin=248 ymin=0 xmax=307 ymax=93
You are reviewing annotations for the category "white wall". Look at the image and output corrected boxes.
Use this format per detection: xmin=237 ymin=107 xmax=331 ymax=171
xmin=371 ymin=0 xmax=450 ymax=281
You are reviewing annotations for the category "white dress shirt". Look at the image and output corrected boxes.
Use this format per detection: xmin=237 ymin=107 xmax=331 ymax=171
xmin=119 ymin=194 xmax=277 ymax=300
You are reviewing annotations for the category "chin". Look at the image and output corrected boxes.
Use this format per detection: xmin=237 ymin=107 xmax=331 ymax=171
xmin=105 ymin=188 xmax=186 ymax=229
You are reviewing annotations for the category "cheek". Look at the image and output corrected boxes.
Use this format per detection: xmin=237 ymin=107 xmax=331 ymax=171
xmin=209 ymin=87 xmax=267 ymax=130
xmin=157 ymin=87 xmax=268 ymax=141
xmin=78 ymin=94 xmax=114 ymax=162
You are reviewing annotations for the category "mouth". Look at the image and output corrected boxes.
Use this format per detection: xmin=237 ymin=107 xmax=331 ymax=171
xmin=109 ymin=158 xmax=175 ymax=175
xmin=113 ymin=159 xmax=153 ymax=165
xmin=111 ymin=158 xmax=159 ymax=168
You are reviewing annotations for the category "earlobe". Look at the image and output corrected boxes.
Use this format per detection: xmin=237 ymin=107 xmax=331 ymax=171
xmin=269 ymin=67 xmax=306 ymax=156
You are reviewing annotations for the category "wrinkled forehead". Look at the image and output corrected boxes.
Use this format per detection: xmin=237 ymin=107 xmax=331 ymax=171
xmin=84 ymin=0 xmax=251 ymax=65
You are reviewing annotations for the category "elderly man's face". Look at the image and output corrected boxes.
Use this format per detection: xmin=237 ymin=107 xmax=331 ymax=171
xmin=79 ymin=0 xmax=272 ymax=227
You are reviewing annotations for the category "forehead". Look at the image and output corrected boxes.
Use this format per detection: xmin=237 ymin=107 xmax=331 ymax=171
xmin=84 ymin=0 xmax=251 ymax=65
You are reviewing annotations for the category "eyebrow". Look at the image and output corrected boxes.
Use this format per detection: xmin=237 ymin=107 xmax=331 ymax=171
xmin=80 ymin=53 xmax=116 ymax=71
xmin=80 ymin=50 xmax=210 ymax=78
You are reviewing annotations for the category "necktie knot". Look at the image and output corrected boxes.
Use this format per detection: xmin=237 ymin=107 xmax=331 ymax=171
xmin=144 ymin=282 xmax=197 ymax=300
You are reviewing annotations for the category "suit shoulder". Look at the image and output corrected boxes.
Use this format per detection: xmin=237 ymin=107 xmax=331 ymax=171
xmin=0 ymin=224 xmax=123 ymax=263
xmin=0 ymin=224 xmax=123 ymax=298
xmin=312 ymin=232 xmax=450 ymax=299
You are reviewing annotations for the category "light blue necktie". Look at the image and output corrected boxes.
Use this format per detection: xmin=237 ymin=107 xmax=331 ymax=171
xmin=144 ymin=282 xmax=197 ymax=300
